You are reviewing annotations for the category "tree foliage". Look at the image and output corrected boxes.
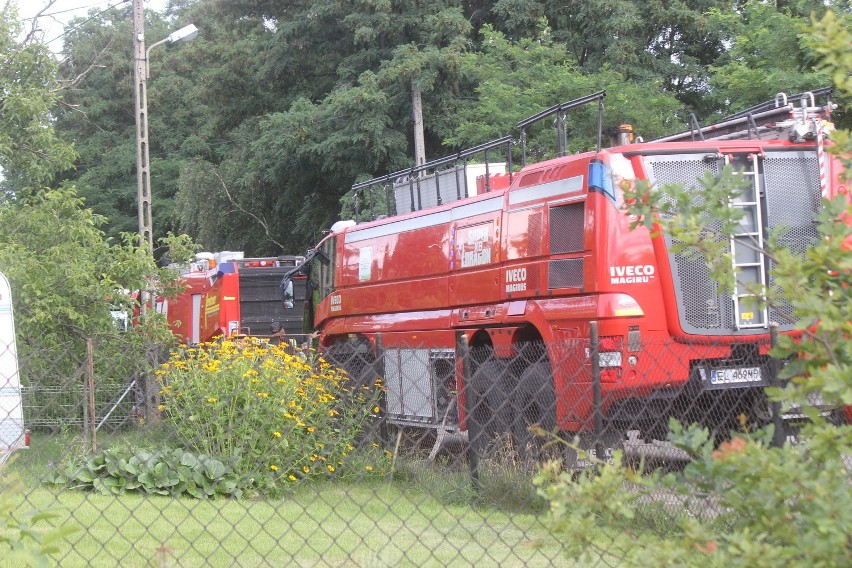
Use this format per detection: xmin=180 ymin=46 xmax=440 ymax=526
xmin=39 ymin=0 xmax=847 ymax=256
xmin=0 ymin=3 xmax=76 ymax=193
xmin=0 ymin=4 xmax=195 ymax=393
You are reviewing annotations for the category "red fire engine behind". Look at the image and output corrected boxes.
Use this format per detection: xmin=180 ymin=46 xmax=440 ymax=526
xmin=162 ymin=253 xmax=307 ymax=344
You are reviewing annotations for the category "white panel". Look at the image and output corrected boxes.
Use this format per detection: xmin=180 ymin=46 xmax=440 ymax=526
xmin=384 ymin=348 xmax=434 ymax=421
xmin=508 ymin=175 xmax=584 ymax=206
xmin=0 ymin=273 xmax=25 ymax=453
xmin=191 ymin=294 xmax=202 ymax=344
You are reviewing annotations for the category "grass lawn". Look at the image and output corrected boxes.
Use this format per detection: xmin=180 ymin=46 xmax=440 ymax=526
xmin=14 ymin=481 xmax=568 ymax=567
xmin=6 ymin=432 xmax=574 ymax=567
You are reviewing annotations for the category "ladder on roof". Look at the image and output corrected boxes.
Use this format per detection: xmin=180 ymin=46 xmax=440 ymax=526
xmin=652 ymin=88 xmax=833 ymax=143
xmin=727 ymin=153 xmax=769 ymax=329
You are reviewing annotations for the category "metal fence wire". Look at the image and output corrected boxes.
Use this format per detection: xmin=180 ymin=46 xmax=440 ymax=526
xmin=1 ymin=332 xmax=844 ymax=567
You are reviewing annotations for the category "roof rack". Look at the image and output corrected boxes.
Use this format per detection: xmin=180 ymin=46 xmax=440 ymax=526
xmin=652 ymin=87 xmax=833 ymax=143
xmin=350 ymin=91 xmax=608 ymax=223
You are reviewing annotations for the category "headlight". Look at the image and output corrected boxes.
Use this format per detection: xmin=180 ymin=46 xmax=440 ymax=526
xmin=599 ymin=351 xmax=622 ymax=368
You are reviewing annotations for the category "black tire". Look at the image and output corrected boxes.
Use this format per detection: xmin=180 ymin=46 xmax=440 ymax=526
xmin=512 ymin=361 xmax=556 ymax=461
xmin=325 ymin=338 xmax=385 ymax=443
xmin=326 ymin=339 xmax=375 ymax=390
xmin=466 ymin=358 xmax=509 ymax=457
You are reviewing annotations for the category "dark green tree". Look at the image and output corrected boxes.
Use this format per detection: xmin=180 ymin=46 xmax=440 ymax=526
xmin=449 ymin=25 xmax=683 ymax=154
xmin=707 ymin=1 xmax=832 ymax=112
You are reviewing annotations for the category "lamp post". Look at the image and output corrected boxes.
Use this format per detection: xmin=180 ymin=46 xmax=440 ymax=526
xmin=146 ymin=24 xmax=198 ymax=78
xmin=132 ymin=0 xmax=198 ymax=256
xmin=131 ymin=3 xmax=198 ymax=424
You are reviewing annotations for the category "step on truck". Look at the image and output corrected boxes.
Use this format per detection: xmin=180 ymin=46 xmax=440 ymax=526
xmin=287 ymin=89 xmax=846 ymax=462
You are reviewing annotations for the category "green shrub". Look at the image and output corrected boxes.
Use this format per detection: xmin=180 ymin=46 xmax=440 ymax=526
xmin=535 ymin=421 xmax=852 ymax=567
xmin=157 ymin=339 xmax=389 ymax=495
xmin=48 ymin=447 xmax=242 ymax=499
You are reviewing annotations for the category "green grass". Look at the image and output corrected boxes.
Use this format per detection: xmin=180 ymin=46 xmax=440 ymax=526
xmin=4 ymin=431 xmax=575 ymax=567
xmin=10 ymin=480 xmax=567 ymax=567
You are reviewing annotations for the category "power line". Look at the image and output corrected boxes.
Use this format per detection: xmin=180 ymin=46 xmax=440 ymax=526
xmin=19 ymin=1 xmax=120 ymax=21
xmin=29 ymin=0 xmax=133 ymax=47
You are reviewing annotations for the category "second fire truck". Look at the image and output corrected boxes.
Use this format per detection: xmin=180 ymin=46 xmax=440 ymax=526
xmin=164 ymin=252 xmax=307 ymax=344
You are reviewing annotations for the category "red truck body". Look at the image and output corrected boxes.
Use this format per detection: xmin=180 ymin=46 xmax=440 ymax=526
xmin=298 ymin=90 xmax=846 ymax=443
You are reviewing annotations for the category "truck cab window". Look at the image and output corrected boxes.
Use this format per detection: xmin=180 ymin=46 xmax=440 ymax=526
xmin=311 ymin=237 xmax=336 ymax=302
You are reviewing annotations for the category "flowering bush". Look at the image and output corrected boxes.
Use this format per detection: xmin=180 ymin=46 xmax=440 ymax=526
xmin=157 ymin=339 xmax=388 ymax=494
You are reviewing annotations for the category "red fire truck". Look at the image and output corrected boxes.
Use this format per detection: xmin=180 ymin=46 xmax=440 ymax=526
xmin=289 ymin=89 xmax=845 ymax=455
xmin=162 ymin=252 xmax=307 ymax=344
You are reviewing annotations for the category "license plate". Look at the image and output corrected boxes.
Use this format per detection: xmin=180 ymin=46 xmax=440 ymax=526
xmin=709 ymin=366 xmax=762 ymax=385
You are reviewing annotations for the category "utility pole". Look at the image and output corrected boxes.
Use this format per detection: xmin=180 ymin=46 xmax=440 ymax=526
xmin=132 ymin=0 xmax=153 ymax=256
xmin=132 ymin=0 xmax=159 ymax=426
xmin=412 ymin=80 xmax=426 ymax=167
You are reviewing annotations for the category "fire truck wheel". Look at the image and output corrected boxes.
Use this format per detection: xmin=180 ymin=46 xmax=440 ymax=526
xmin=467 ymin=359 xmax=509 ymax=457
xmin=513 ymin=361 xmax=556 ymax=461
xmin=327 ymin=338 xmax=375 ymax=391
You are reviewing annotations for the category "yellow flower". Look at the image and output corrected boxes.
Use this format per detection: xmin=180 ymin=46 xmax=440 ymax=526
xmin=288 ymin=475 xmax=297 ymax=481
xmin=257 ymin=392 xmax=269 ymax=398
xmin=327 ymin=465 xmax=335 ymax=473
xmin=373 ymin=406 xmax=380 ymax=413
xmin=270 ymin=464 xmax=279 ymax=471
xmin=303 ymin=466 xmax=310 ymax=473
xmin=157 ymin=404 xmax=165 ymax=411
xmin=207 ymin=397 xmax=217 ymax=403
xmin=273 ymin=431 xmax=282 ymax=438
xmin=365 ymin=465 xmax=373 ymax=471
xmin=306 ymin=426 xmax=316 ymax=433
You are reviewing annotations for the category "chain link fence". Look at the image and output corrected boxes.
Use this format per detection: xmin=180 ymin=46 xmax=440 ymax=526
xmin=1 ymin=330 xmax=845 ymax=566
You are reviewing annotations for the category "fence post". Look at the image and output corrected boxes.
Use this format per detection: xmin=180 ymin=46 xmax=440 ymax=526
xmin=590 ymin=321 xmax=603 ymax=460
xmin=768 ymin=323 xmax=785 ymax=448
xmin=142 ymin=345 xmax=162 ymax=424
xmin=457 ymin=332 xmax=480 ymax=492
xmin=86 ymin=338 xmax=97 ymax=454
xmin=374 ymin=333 xmax=389 ymax=449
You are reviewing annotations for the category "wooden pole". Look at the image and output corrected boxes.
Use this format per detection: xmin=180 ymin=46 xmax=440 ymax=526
xmin=86 ymin=338 xmax=97 ymax=453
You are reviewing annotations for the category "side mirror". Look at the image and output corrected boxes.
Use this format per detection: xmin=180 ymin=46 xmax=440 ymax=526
xmin=282 ymin=280 xmax=294 ymax=309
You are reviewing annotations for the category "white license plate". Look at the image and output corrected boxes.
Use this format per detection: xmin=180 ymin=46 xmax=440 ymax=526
xmin=710 ymin=367 xmax=762 ymax=385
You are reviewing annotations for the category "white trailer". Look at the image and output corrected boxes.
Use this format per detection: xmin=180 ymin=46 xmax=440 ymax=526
xmin=0 ymin=272 xmax=27 ymax=467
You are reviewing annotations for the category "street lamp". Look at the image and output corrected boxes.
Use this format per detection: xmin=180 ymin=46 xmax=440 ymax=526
xmin=146 ymin=24 xmax=198 ymax=78
xmin=132 ymin=0 xmax=198 ymax=257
